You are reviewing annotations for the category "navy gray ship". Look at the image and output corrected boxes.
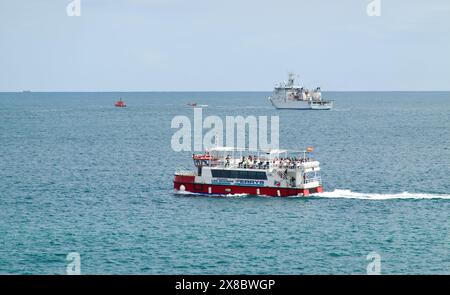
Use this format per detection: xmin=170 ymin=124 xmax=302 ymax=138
xmin=268 ymin=73 xmax=333 ymax=110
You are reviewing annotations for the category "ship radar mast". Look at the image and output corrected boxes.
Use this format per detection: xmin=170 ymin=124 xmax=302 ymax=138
xmin=287 ymin=72 xmax=297 ymax=87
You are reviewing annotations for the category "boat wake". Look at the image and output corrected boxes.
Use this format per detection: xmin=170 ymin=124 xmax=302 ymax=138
xmin=314 ymin=189 xmax=450 ymax=200
xmin=174 ymin=189 xmax=450 ymax=200
xmin=175 ymin=190 xmax=251 ymax=198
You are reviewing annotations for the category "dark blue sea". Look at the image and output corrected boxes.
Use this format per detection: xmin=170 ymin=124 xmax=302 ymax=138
xmin=0 ymin=92 xmax=449 ymax=274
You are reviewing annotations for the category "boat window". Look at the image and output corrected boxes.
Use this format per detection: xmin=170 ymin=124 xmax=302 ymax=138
xmin=249 ymin=171 xmax=267 ymax=179
xmin=255 ymin=171 xmax=268 ymax=180
xmin=211 ymin=169 xmax=223 ymax=178
xmin=248 ymin=171 xmax=257 ymax=179
xmin=238 ymin=171 xmax=248 ymax=179
xmin=211 ymin=169 xmax=267 ymax=180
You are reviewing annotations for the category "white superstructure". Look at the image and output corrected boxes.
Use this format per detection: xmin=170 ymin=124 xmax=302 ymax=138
xmin=268 ymin=73 xmax=333 ymax=110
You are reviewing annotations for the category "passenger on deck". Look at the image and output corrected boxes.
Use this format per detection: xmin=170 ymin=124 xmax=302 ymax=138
xmin=247 ymin=157 xmax=253 ymax=168
xmin=225 ymin=155 xmax=230 ymax=167
xmin=290 ymin=177 xmax=296 ymax=187
xmin=258 ymin=160 xmax=263 ymax=169
xmin=238 ymin=156 xmax=245 ymax=168
xmin=244 ymin=157 xmax=249 ymax=168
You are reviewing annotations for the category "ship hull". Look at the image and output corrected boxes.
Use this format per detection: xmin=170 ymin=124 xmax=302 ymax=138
xmin=174 ymin=180 xmax=323 ymax=197
xmin=269 ymin=97 xmax=333 ymax=110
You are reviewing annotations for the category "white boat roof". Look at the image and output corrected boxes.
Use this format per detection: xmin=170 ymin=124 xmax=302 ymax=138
xmin=210 ymin=146 xmax=237 ymax=152
xmin=269 ymin=149 xmax=288 ymax=155
xmin=209 ymin=147 xmax=292 ymax=154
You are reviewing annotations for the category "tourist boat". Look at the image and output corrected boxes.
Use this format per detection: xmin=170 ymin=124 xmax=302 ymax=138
xmin=115 ymin=99 xmax=126 ymax=107
xmin=268 ymin=73 xmax=333 ymax=110
xmin=174 ymin=146 xmax=323 ymax=197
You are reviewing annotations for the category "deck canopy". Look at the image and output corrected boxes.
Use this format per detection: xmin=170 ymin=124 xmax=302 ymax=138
xmin=269 ymin=149 xmax=288 ymax=155
xmin=201 ymin=146 xmax=316 ymax=169
xmin=207 ymin=147 xmax=310 ymax=158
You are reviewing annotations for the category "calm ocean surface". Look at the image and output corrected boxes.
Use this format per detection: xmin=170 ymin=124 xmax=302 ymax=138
xmin=0 ymin=91 xmax=449 ymax=274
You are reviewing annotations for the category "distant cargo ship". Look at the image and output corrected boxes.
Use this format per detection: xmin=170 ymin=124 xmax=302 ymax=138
xmin=268 ymin=73 xmax=333 ymax=110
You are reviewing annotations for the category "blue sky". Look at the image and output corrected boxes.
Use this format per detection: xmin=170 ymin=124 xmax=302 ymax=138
xmin=0 ymin=0 xmax=449 ymax=91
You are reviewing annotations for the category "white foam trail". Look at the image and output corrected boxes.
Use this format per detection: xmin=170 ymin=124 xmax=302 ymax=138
xmin=314 ymin=189 xmax=450 ymax=200
xmin=174 ymin=190 xmax=250 ymax=198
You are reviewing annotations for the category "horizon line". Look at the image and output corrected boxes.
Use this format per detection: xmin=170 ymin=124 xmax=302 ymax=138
xmin=1 ymin=90 xmax=450 ymax=93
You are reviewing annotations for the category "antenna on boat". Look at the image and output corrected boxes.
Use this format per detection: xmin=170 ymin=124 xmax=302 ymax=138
xmin=287 ymin=71 xmax=298 ymax=87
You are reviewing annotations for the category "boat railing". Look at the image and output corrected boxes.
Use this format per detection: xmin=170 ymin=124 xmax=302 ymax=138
xmin=304 ymin=176 xmax=321 ymax=184
xmin=209 ymin=158 xmax=314 ymax=171
xmin=175 ymin=169 xmax=196 ymax=176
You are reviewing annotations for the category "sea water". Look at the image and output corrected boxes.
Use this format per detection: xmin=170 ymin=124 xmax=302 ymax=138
xmin=0 ymin=91 xmax=449 ymax=274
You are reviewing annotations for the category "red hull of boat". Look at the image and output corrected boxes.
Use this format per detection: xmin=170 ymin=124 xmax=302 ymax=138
xmin=173 ymin=175 xmax=322 ymax=197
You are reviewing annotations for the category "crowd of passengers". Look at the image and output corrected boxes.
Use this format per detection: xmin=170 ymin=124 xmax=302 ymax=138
xmin=223 ymin=155 xmax=312 ymax=169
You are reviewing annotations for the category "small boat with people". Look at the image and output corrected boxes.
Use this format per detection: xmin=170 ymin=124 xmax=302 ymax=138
xmin=268 ymin=73 xmax=333 ymax=110
xmin=115 ymin=98 xmax=126 ymax=107
xmin=174 ymin=146 xmax=323 ymax=197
